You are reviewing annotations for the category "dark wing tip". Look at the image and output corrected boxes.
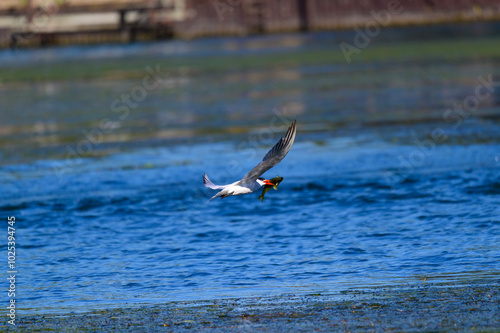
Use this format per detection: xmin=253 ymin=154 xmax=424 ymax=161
xmin=284 ymin=120 xmax=296 ymax=140
xmin=283 ymin=120 xmax=296 ymax=145
xmin=276 ymin=121 xmax=296 ymax=152
xmin=262 ymin=120 xmax=297 ymax=161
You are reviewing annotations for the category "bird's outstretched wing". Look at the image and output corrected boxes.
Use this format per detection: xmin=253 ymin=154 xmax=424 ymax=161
xmin=241 ymin=120 xmax=296 ymax=182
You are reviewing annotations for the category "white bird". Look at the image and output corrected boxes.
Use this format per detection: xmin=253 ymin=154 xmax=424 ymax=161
xmin=203 ymin=120 xmax=297 ymax=200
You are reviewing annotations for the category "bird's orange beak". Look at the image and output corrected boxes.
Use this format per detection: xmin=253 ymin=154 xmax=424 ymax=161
xmin=263 ymin=179 xmax=274 ymax=186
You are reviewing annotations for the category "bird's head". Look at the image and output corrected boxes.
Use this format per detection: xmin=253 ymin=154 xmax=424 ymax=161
xmin=257 ymin=178 xmax=275 ymax=186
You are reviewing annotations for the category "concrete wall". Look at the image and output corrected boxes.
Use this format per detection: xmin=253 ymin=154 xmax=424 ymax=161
xmin=174 ymin=0 xmax=500 ymax=38
xmin=2 ymin=0 xmax=500 ymax=48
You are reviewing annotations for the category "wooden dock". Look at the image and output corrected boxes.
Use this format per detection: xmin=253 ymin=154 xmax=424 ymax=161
xmin=0 ymin=0 xmax=187 ymax=48
xmin=1 ymin=0 xmax=500 ymax=49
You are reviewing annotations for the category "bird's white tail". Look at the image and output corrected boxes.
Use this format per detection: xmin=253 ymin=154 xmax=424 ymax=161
xmin=203 ymin=173 xmax=228 ymax=200
xmin=202 ymin=173 xmax=224 ymax=190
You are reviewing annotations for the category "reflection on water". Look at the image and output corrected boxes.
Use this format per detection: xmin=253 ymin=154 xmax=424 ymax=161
xmin=0 ymin=24 xmax=500 ymax=315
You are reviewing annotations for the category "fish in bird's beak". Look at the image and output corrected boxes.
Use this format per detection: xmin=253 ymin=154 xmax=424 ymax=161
xmin=258 ymin=176 xmax=284 ymax=202
xmin=269 ymin=176 xmax=283 ymax=189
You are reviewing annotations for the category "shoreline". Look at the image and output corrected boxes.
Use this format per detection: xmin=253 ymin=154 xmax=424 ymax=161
xmin=2 ymin=1 xmax=500 ymax=49
xmin=11 ymin=279 xmax=499 ymax=332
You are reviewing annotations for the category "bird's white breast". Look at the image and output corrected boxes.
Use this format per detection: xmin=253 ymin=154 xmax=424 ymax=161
xmin=226 ymin=181 xmax=260 ymax=195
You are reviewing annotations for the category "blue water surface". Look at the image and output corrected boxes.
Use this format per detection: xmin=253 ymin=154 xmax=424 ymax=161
xmin=1 ymin=26 xmax=500 ymax=315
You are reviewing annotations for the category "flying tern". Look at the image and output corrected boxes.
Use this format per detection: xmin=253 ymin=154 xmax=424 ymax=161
xmin=203 ymin=120 xmax=297 ymax=200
